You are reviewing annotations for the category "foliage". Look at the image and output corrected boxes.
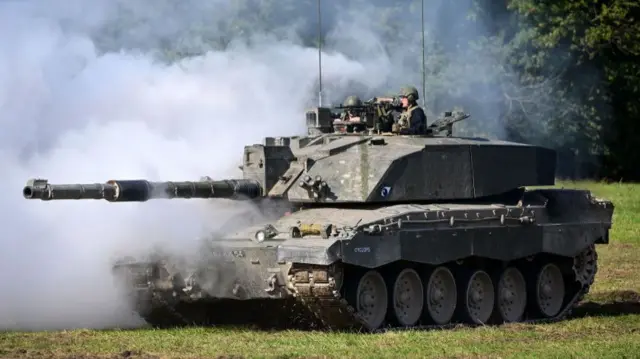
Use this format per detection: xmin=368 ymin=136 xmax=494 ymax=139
xmin=503 ymin=0 xmax=640 ymax=179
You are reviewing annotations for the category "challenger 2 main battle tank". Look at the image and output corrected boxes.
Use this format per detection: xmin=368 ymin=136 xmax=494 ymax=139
xmin=22 ymin=103 xmax=614 ymax=332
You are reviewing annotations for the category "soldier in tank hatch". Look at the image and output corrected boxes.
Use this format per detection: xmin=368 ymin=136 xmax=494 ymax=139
xmin=340 ymin=95 xmax=363 ymax=122
xmin=336 ymin=95 xmax=368 ymax=133
xmin=396 ymin=85 xmax=427 ymax=135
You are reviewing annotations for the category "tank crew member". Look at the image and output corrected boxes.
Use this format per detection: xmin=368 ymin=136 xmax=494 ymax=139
xmin=338 ymin=95 xmax=367 ymax=133
xmin=340 ymin=95 xmax=363 ymax=122
xmin=396 ymin=86 xmax=427 ymax=135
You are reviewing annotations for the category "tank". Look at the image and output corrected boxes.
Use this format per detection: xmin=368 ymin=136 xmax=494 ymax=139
xmin=22 ymin=107 xmax=615 ymax=332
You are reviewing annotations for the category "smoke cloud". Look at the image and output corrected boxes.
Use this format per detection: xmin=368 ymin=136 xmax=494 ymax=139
xmin=0 ymin=0 xmax=513 ymax=330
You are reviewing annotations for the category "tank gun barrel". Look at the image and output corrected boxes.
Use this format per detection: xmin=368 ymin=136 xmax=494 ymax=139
xmin=22 ymin=178 xmax=263 ymax=202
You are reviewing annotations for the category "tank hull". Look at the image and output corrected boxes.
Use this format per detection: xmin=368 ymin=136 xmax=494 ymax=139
xmin=112 ymin=188 xmax=613 ymax=331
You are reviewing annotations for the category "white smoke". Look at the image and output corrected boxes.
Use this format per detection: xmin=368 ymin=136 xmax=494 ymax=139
xmin=0 ymin=0 xmax=519 ymax=330
xmin=0 ymin=0 xmax=395 ymax=330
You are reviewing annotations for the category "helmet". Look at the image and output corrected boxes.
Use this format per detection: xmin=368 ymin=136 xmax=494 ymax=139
xmin=399 ymin=86 xmax=419 ymax=100
xmin=343 ymin=95 xmax=362 ymax=107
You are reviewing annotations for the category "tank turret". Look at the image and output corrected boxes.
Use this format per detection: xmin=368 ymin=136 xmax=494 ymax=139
xmin=224 ymin=110 xmax=556 ymax=203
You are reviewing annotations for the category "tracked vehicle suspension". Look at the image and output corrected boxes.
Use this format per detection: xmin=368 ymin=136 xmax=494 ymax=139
xmin=128 ymin=246 xmax=599 ymax=332
xmin=289 ymin=250 xmax=597 ymax=332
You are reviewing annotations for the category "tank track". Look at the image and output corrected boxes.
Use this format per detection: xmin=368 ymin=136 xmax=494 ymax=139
xmin=139 ymin=294 xmax=190 ymax=327
xmin=290 ymin=245 xmax=598 ymax=332
xmin=134 ymin=245 xmax=598 ymax=332
xmin=135 ymin=296 xmax=317 ymax=329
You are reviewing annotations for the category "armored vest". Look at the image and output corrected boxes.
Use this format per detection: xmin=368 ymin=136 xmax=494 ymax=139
xmin=398 ymin=105 xmax=418 ymax=127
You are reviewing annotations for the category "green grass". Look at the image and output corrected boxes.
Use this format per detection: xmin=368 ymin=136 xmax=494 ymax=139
xmin=2 ymin=180 xmax=639 ymax=359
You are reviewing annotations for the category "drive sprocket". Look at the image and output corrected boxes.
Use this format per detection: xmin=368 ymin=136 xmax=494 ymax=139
xmin=572 ymin=244 xmax=598 ymax=287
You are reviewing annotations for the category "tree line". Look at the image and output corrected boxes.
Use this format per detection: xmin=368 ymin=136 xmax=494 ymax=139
xmin=495 ymin=0 xmax=639 ymax=181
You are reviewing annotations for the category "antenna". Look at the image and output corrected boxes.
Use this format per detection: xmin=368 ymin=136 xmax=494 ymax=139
xmin=420 ymin=0 xmax=426 ymax=107
xmin=317 ymin=0 xmax=323 ymax=107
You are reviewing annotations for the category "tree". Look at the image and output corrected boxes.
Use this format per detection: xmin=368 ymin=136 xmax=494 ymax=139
xmin=504 ymin=0 xmax=640 ymax=179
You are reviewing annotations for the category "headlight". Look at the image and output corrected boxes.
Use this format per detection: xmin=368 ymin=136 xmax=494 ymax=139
xmin=254 ymin=230 xmax=266 ymax=243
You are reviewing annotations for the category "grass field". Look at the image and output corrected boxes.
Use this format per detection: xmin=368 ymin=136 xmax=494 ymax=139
xmin=1 ymin=181 xmax=639 ymax=359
